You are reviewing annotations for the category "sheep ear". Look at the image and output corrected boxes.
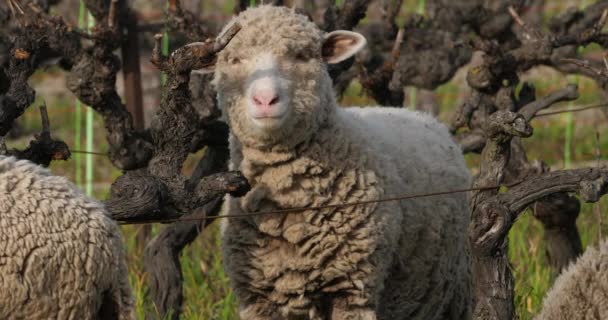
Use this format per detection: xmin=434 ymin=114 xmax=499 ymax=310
xmin=322 ymin=30 xmax=367 ymax=64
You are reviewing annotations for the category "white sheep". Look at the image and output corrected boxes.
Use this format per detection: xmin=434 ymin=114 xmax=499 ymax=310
xmin=536 ymin=238 xmax=608 ymax=320
xmin=204 ymin=5 xmax=472 ymax=319
xmin=0 ymin=156 xmax=134 ymax=319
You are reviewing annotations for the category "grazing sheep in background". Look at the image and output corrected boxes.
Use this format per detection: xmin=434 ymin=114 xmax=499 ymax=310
xmin=536 ymin=239 xmax=608 ymax=320
xmin=205 ymin=5 xmax=472 ymax=320
xmin=0 ymin=156 xmax=134 ymax=320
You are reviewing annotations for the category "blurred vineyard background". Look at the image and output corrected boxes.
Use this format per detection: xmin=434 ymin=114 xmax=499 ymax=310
xmin=5 ymin=0 xmax=608 ymax=319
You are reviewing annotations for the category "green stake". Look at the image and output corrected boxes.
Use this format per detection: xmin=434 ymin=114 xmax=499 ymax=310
xmin=417 ymin=0 xmax=425 ymax=15
xmin=564 ymin=105 xmax=574 ymax=169
xmin=161 ymin=1 xmax=170 ymax=87
xmin=161 ymin=29 xmax=169 ymax=86
xmin=409 ymin=0 xmax=425 ymax=110
xmin=409 ymin=88 xmax=417 ymax=110
xmin=565 ymin=0 xmax=588 ymax=168
xmin=75 ymin=0 xmax=86 ymax=186
xmin=85 ymin=11 xmax=95 ymax=196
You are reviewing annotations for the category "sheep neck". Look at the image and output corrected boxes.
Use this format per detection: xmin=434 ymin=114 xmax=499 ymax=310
xmin=231 ymin=114 xmax=384 ymax=235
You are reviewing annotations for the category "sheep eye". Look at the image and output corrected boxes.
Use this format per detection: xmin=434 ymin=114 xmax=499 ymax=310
xmin=229 ymin=57 xmax=240 ymax=65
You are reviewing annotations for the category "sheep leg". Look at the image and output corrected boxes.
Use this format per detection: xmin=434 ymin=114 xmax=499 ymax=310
xmin=238 ymin=300 xmax=281 ymax=320
xmin=98 ymin=218 xmax=135 ymax=320
xmin=330 ymin=298 xmax=377 ymax=320
xmin=97 ymin=285 xmax=135 ymax=320
xmin=239 ymin=295 xmax=326 ymax=320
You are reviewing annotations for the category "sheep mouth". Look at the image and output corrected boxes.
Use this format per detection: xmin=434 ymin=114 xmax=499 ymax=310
xmin=250 ymin=113 xmax=289 ymax=130
xmin=250 ymin=110 xmax=289 ymax=122
xmin=252 ymin=114 xmax=285 ymax=120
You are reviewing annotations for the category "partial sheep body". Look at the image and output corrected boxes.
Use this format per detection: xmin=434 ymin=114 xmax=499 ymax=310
xmin=536 ymin=239 xmax=608 ymax=320
xmin=212 ymin=6 xmax=472 ymax=320
xmin=0 ymin=156 xmax=134 ymax=320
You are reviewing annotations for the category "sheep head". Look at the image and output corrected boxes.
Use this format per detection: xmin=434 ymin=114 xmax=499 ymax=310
xmin=199 ymin=5 xmax=366 ymax=150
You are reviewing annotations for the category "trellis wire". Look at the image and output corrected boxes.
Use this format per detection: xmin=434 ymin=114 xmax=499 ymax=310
xmin=71 ymin=150 xmax=108 ymax=156
xmin=117 ymin=179 xmax=527 ymax=225
xmin=534 ymin=102 xmax=608 ymax=117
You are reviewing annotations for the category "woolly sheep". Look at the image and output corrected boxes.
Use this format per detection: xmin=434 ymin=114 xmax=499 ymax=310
xmin=0 ymin=156 xmax=134 ymax=320
xmin=204 ymin=5 xmax=472 ymax=320
xmin=536 ymin=238 xmax=608 ymax=320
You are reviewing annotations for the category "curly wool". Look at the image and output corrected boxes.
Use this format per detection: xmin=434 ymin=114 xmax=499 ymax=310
xmin=0 ymin=156 xmax=134 ymax=320
xmin=216 ymin=6 xmax=472 ymax=320
xmin=536 ymin=239 xmax=608 ymax=320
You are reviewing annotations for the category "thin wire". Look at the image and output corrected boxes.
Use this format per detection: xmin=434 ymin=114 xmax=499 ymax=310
xmin=534 ymin=102 xmax=608 ymax=117
xmin=71 ymin=149 xmax=108 ymax=156
xmin=116 ymin=180 xmax=524 ymax=225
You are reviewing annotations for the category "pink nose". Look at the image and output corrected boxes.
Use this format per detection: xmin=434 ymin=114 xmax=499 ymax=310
xmin=252 ymin=90 xmax=280 ymax=109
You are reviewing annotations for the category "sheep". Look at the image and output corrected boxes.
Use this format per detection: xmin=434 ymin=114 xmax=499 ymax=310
xmin=0 ymin=156 xmax=134 ymax=320
xmin=204 ymin=5 xmax=472 ymax=320
xmin=535 ymin=238 xmax=608 ymax=320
